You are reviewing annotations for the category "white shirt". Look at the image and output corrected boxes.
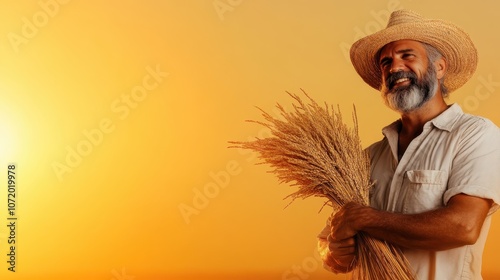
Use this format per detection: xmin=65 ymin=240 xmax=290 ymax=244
xmin=320 ymin=104 xmax=500 ymax=279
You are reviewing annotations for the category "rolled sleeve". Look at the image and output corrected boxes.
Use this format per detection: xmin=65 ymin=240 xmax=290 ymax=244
xmin=444 ymin=119 xmax=500 ymax=214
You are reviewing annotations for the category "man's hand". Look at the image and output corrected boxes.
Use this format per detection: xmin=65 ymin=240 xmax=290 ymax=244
xmin=320 ymin=202 xmax=369 ymax=273
xmin=324 ymin=235 xmax=356 ymax=273
xmin=330 ymin=202 xmax=369 ymax=240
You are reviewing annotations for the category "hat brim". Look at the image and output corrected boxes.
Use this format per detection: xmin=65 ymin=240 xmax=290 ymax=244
xmin=350 ymin=19 xmax=478 ymax=93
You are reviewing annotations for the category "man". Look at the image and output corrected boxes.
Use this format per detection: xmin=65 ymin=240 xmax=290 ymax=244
xmin=318 ymin=9 xmax=500 ymax=279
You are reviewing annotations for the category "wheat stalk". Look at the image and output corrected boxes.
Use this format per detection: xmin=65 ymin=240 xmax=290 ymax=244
xmin=229 ymin=90 xmax=415 ymax=280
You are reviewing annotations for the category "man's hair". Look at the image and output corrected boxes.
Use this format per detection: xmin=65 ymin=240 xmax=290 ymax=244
xmin=422 ymin=43 xmax=449 ymax=97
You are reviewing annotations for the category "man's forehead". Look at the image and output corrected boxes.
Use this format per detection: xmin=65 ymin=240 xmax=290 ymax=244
xmin=378 ymin=40 xmax=425 ymax=58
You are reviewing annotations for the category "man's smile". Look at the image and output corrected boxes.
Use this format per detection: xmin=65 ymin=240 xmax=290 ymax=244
xmin=392 ymin=77 xmax=411 ymax=89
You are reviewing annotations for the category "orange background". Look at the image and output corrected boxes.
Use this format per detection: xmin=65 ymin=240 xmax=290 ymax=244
xmin=0 ymin=1 xmax=499 ymax=279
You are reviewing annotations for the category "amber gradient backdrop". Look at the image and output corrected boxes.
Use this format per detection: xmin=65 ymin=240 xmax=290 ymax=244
xmin=0 ymin=1 xmax=498 ymax=279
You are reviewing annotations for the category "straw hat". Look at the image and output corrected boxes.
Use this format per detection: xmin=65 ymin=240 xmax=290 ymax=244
xmin=350 ymin=9 xmax=478 ymax=93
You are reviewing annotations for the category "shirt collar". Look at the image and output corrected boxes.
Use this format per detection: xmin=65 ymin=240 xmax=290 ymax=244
xmin=429 ymin=103 xmax=463 ymax=132
xmin=382 ymin=103 xmax=464 ymax=136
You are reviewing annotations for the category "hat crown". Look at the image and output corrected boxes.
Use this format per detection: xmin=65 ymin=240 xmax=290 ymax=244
xmin=386 ymin=10 xmax=423 ymax=27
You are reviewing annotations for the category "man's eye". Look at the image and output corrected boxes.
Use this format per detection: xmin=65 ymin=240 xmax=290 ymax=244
xmin=380 ymin=60 xmax=390 ymax=67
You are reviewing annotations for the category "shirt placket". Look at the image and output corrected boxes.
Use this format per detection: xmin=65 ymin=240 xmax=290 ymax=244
xmin=386 ymin=123 xmax=433 ymax=212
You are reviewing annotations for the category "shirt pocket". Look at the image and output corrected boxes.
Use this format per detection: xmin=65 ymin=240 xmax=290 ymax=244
xmin=402 ymin=170 xmax=448 ymax=214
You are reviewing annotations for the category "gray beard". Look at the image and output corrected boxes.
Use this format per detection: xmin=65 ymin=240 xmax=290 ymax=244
xmin=381 ymin=64 xmax=438 ymax=113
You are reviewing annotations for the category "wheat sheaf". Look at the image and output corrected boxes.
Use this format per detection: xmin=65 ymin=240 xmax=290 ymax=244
xmin=229 ymin=90 xmax=415 ymax=280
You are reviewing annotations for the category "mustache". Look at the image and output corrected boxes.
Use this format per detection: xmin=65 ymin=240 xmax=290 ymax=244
xmin=386 ymin=71 xmax=418 ymax=90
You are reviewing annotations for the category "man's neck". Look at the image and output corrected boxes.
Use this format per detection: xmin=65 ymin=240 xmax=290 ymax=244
xmin=397 ymin=93 xmax=448 ymax=159
xmin=400 ymin=93 xmax=448 ymax=133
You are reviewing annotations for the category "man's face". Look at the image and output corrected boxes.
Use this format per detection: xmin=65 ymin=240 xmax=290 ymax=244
xmin=378 ymin=40 xmax=438 ymax=113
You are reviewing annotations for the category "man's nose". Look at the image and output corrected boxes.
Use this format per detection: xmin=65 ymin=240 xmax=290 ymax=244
xmin=389 ymin=59 xmax=405 ymax=73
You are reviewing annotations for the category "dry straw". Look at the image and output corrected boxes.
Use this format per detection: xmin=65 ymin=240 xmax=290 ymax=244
xmin=229 ymin=90 xmax=415 ymax=280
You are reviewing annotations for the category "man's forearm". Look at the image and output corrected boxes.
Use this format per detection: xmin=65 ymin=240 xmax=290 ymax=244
xmin=361 ymin=207 xmax=474 ymax=250
xmin=353 ymin=194 xmax=491 ymax=250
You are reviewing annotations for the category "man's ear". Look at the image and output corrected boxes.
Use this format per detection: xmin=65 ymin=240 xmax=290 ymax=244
xmin=434 ymin=57 xmax=446 ymax=80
